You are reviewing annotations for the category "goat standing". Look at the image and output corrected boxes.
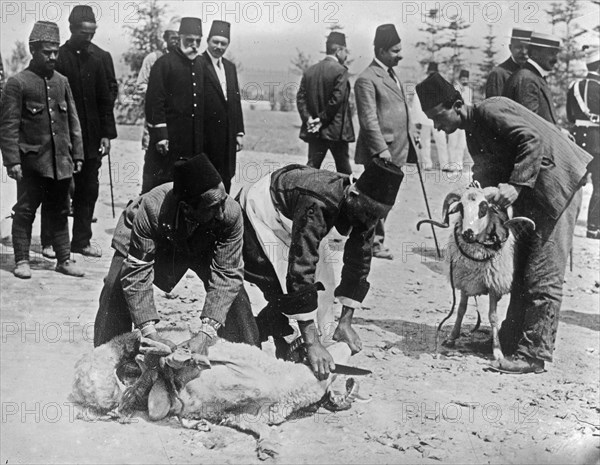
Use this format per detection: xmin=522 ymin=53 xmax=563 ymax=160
xmin=417 ymin=183 xmax=534 ymax=360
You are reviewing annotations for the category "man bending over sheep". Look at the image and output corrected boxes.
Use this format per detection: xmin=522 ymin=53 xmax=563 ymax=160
xmin=93 ymin=154 xmax=259 ymax=353
xmin=237 ymin=161 xmax=403 ymax=380
xmin=416 ymin=73 xmax=592 ymax=374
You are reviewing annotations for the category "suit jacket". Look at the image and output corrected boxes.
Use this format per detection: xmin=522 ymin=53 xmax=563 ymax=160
xmin=145 ymin=49 xmax=204 ymax=160
xmin=502 ymin=61 xmax=558 ymax=125
xmin=354 ymin=60 xmax=416 ymax=166
xmin=88 ymin=42 xmax=119 ymax=105
xmin=111 ymin=183 xmax=244 ymax=327
xmin=56 ymin=41 xmax=117 ymax=158
xmin=201 ymin=51 xmax=244 ymax=183
xmin=464 ymin=98 xmax=592 ymax=221
xmin=296 ymin=57 xmax=355 ymax=142
xmin=485 ymin=57 xmax=520 ymax=98
xmin=0 ymin=66 xmax=84 ymax=180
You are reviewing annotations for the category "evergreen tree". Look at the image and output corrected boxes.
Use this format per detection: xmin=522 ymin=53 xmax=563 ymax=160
xmin=6 ymin=40 xmax=29 ymax=77
xmin=415 ymin=9 xmax=446 ymax=69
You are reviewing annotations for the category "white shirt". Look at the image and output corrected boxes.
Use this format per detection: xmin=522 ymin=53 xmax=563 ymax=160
xmin=528 ymin=58 xmax=550 ymax=79
xmin=374 ymin=57 xmax=401 ymax=89
xmin=208 ymin=52 xmax=227 ymax=100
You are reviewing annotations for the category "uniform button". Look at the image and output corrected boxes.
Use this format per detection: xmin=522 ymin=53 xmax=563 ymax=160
xmin=193 ymin=82 xmax=196 ymax=86
xmin=192 ymin=72 xmax=195 ymax=76
xmin=194 ymin=103 xmax=197 ymax=107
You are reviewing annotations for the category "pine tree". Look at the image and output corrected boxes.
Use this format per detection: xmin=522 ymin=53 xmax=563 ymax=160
xmin=6 ymin=40 xmax=29 ymax=77
xmin=415 ymin=8 xmax=446 ymax=69
xmin=439 ymin=15 xmax=478 ymax=82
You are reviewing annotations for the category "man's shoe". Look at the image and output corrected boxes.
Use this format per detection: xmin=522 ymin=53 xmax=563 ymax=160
xmin=72 ymin=244 xmax=102 ymax=258
xmin=56 ymin=260 xmax=85 ymax=277
xmin=488 ymin=354 xmax=545 ymax=374
xmin=42 ymin=246 xmax=56 ymax=259
xmin=14 ymin=260 xmax=31 ymax=279
xmin=586 ymin=228 xmax=600 ymax=240
xmin=373 ymin=247 xmax=394 ymax=260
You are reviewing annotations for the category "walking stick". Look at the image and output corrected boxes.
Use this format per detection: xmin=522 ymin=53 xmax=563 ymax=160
xmin=412 ymin=134 xmax=441 ymax=259
xmin=101 ymin=146 xmax=116 ymax=218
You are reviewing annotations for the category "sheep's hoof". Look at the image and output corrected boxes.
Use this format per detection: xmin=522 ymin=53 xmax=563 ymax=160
xmin=257 ymin=437 xmax=281 ymax=461
xmin=442 ymin=338 xmax=457 ymax=348
xmin=180 ymin=418 xmax=211 ymax=431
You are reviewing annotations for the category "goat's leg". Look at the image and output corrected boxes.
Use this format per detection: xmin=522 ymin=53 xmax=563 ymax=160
xmin=489 ymin=293 xmax=504 ymax=360
xmin=443 ymin=292 xmax=469 ymax=347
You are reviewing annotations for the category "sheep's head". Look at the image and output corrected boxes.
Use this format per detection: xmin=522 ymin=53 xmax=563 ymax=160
xmin=417 ymin=183 xmax=535 ymax=248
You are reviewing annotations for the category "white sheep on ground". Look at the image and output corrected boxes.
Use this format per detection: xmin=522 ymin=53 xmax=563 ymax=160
xmin=417 ymin=183 xmax=534 ymax=360
xmin=70 ymin=332 xmax=356 ymax=458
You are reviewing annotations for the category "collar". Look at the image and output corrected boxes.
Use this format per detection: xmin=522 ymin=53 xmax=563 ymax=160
xmin=462 ymin=104 xmax=476 ymax=132
xmin=324 ymin=55 xmax=337 ymax=62
xmin=510 ymin=56 xmax=519 ymax=65
xmin=27 ymin=63 xmax=54 ymax=80
xmin=65 ymin=40 xmax=91 ymax=54
xmin=207 ymin=52 xmax=222 ymax=68
xmin=587 ymin=71 xmax=600 ymax=81
xmin=373 ymin=56 xmax=390 ymax=71
xmin=528 ymin=59 xmax=550 ymax=78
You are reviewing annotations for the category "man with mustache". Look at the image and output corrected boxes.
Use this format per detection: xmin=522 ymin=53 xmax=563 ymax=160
xmin=503 ymin=32 xmax=562 ymax=125
xmin=485 ymin=28 xmax=531 ymax=98
xmin=0 ymin=21 xmax=85 ymax=278
xmin=354 ymin=24 xmax=416 ymax=260
xmin=145 ymin=17 xmax=205 ymax=190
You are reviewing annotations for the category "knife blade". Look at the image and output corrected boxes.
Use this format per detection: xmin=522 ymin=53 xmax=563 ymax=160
xmin=331 ymin=364 xmax=372 ymax=376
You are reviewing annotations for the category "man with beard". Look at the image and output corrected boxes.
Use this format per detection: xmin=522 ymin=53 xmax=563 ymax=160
xmin=145 ymin=17 xmax=205 ymax=191
xmin=201 ymin=20 xmax=244 ymax=193
xmin=0 ymin=21 xmax=84 ymax=278
xmin=136 ymin=16 xmax=181 ymax=194
xmin=416 ymin=73 xmax=591 ymax=373
xmin=485 ymin=28 xmax=531 ymax=98
xmin=503 ymin=32 xmax=561 ymax=125
xmin=53 ymin=4 xmax=117 ymax=258
xmin=354 ymin=24 xmax=416 ymax=260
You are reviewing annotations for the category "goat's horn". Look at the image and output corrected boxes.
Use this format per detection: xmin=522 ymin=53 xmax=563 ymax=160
xmin=417 ymin=219 xmax=450 ymax=230
xmin=441 ymin=192 xmax=462 ymax=224
xmin=504 ymin=217 xmax=536 ymax=231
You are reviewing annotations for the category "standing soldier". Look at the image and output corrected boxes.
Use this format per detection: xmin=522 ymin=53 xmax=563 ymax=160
xmin=567 ymin=50 xmax=600 ymax=239
xmin=0 ymin=21 xmax=84 ymax=278
xmin=296 ymin=31 xmax=355 ymax=175
xmin=503 ymin=32 xmax=561 ymax=125
xmin=201 ymin=20 xmax=244 ymax=193
xmin=137 ymin=16 xmax=181 ymax=194
xmin=485 ymin=28 xmax=531 ymax=98
xmin=145 ymin=17 xmax=205 ymax=189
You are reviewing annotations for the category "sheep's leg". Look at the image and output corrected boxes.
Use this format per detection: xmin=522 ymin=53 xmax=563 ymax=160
xmin=443 ymin=292 xmax=469 ymax=347
xmin=489 ymin=293 xmax=504 ymax=360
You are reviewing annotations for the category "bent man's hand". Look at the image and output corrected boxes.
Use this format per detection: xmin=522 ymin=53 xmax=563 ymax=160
xmin=305 ymin=341 xmax=335 ymax=381
xmin=494 ymin=183 xmax=522 ymax=209
xmin=333 ymin=323 xmax=363 ymax=354
xmin=7 ymin=164 xmax=23 ymax=182
xmin=74 ymin=161 xmax=83 ymax=174
xmin=181 ymin=330 xmax=217 ymax=357
xmin=144 ymin=332 xmax=177 ymax=353
xmin=378 ymin=150 xmax=392 ymax=160
xmin=156 ymin=139 xmax=169 ymax=155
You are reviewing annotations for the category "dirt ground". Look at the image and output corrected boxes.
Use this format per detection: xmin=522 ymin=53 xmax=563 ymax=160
xmin=1 ymin=126 xmax=599 ymax=464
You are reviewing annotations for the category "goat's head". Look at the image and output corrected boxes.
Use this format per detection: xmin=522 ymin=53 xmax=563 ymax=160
xmin=417 ymin=183 xmax=535 ymax=247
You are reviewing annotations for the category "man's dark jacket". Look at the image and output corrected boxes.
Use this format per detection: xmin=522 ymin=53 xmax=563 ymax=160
xmin=56 ymin=41 xmax=117 ymax=158
xmin=89 ymin=42 xmax=119 ymax=105
xmin=296 ymin=57 xmax=355 ymax=142
xmin=201 ymin=51 xmax=244 ymax=185
xmin=485 ymin=57 xmax=520 ymax=98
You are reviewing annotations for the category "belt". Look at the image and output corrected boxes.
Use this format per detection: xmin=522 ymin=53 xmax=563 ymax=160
xmin=574 ymin=120 xmax=600 ymax=127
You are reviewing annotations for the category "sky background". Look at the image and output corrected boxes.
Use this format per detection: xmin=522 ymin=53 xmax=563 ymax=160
xmin=1 ymin=0 xmax=599 ymax=86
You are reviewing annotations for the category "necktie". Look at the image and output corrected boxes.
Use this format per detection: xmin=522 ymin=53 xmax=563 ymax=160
xmin=388 ymin=68 xmax=396 ymax=83
xmin=217 ymin=59 xmax=222 ymax=69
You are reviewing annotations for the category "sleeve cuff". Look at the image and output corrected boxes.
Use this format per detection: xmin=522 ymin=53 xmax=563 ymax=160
xmin=337 ymin=296 xmax=361 ymax=309
xmin=335 ymin=279 xmax=370 ymax=303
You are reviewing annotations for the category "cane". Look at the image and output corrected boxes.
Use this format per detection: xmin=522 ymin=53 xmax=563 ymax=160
xmin=101 ymin=146 xmax=116 ymax=218
xmin=413 ymin=135 xmax=441 ymax=259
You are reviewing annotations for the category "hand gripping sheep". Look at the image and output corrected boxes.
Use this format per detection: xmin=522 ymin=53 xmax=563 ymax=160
xmin=416 ymin=182 xmax=535 ymax=360
xmin=70 ymin=333 xmax=364 ymax=459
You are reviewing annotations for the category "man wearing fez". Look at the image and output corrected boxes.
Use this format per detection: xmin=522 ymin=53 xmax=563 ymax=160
xmin=94 ymin=154 xmax=258 ymax=351
xmin=485 ymin=28 xmax=531 ymax=98
xmin=44 ymin=4 xmax=117 ymax=259
xmin=354 ymin=24 xmax=416 ymax=260
xmin=237 ymin=160 xmax=403 ymax=380
xmin=0 ymin=21 xmax=85 ymax=278
xmin=296 ymin=31 xmax=355 ymax=175
xmin=503 ymin=32 xmax=562 ymax=125
xmin=416 ymin=73 xmax=592 ymax=373
xmin=137 ymin=16 xmax=181 ymax=194
xmin=567 ymin=50 xmax=600 ymax=239
xmin=201 ymin=20 xmax=245 ymax=193
xmin=145 ymin=17 xmax=205 ymax=192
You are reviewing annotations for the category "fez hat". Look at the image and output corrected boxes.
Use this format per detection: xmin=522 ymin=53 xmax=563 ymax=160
xmin=374 ymin=24 xmax=401 ymax=51
xmin=208 ymin=20 xmax=230 ymax=39
xmin=459 ymin=69 xmax=469 ymax=78
xmin=69 ymin=5 xmax=96 ymax=24
xmin=327 ymin=31 xmax=346 ymax=47
xmin=529 ymin=32 xmax=561 ymax=49
xmin=355 ymin=159 xmax=404 ymax=207
xmin=511 ymin=28 xmax=532 ymax=43
xmin=416 ymin=73 xmax=459 ymax=113
xmin=165 ymin=16 xmax=181 ymax=33
xmin=179 ymin=17 xmax=202 ymax=36
xmin=426 ymin=62 xmax=438 ymax=74
xmin=173 ymin=154 xmax=222 ymax=202
xmin=29 ymin=21 xmax=60 ymax=44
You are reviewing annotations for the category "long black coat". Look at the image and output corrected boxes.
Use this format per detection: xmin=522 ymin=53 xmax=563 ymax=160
xmin=201 ymin=51 xmax=244 ymax=185
xmin=88 ymin=42 xmax=119 ymax=105
xmin=485 ymin=57 xmax=520 ymax=98
xmin=146 ymin=49 xmax=205 ymax=160
xmin=56 ymin=41 xmax=117 ymax=158
xmin=502 ymin=61 xmax=558 ymax=125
